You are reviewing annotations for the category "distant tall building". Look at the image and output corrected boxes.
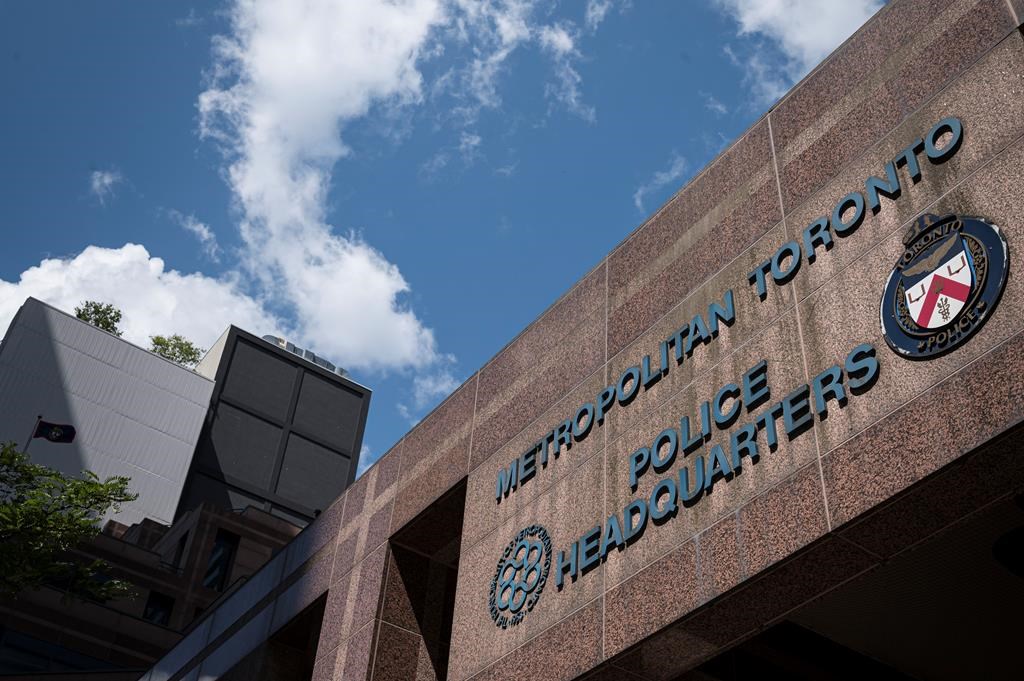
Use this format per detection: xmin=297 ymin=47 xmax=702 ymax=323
xmin=182 ymin=326 xmax=370 ymax=526
xmin=0 ymin=298 xmax=370 ymax=677
xmin=0 ymin=298 xmax=214 ymax=525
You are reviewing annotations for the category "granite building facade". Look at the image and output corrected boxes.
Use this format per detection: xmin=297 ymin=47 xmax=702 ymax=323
xmin=142 ymin=1 xmax=1024 ymax=679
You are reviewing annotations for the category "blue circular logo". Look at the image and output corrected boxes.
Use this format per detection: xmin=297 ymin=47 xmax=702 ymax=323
xmin=881 ymin=213 xmax=1008 ymax=360
xmin=488 ymin=525 xmax=552 ymax=629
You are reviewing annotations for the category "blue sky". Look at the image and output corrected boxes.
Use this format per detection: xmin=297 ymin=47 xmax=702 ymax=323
xmin=0 ymin=0 xmax=883 ymax=474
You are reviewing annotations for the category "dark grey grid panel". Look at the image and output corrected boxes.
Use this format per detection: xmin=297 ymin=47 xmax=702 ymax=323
xmin=275 ymin=433 xmax=351 ymax=512
xmin=221 ymin=340 xmax=298 ymax=421
xmin=199 ymin=402 xmax=281 ymax=490
xmin=292 ymin=371 xmax=365 ymax=453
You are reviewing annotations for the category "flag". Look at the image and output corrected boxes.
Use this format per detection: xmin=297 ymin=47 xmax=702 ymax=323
xmin=33 ymin=420 xmax=77 ymax=444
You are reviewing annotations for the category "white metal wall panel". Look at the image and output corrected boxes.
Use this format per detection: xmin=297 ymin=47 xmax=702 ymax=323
xmin=0 ymin=298 xmax=216 ymax=526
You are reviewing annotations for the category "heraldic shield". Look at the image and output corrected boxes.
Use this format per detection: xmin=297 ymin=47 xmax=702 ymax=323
xmin=900 ymin=231 xmax=975 ymax=329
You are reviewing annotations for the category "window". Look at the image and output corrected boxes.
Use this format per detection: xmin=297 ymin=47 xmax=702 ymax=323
xmin=202 ymin=529 xmax=240 ymax=592
xmin=142 ymin=591 xmax=175 ymax=627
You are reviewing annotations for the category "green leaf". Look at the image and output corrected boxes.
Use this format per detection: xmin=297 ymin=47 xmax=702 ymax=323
xmin=0 ymin=442 xmax=138 ymax=602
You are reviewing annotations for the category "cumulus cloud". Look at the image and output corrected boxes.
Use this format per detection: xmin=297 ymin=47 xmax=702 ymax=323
xmin=5 ymin=0 xmax=619 ymax=386
xmin=198 ymin=0 xmax=448 ymax=372
xmin=0 ymin=244 xmax=280 ymax=349
xmin=715 ymin=0 xmax=882 ymax=104
xmin=633 ymin=153 xmax=687 ymax=213
xmin=89 ymin=170 xmax=123 ymax=205
xmin=169 ymin=210 xmax=221 ymax=262
xmin=194 ymin=0 xmax=611 ymax=370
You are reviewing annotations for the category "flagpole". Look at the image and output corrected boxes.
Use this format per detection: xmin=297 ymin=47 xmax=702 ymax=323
xmin=23 ymin=415 xmax=41 ymax=455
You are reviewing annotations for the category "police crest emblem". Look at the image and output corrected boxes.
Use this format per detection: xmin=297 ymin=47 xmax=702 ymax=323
xmin=880 ymin=213 xmax=1008 ymax=359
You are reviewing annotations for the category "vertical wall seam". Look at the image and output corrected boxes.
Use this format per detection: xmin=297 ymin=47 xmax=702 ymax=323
xmin=601 ymin=257 xmax=609 ymax=662
xmin=767 ymin=113 xmax=834 ymax=532
xmin=367 ymin=616 xmax=385 ymax=681
xmin=386 ymin=437 xmax=403 ymax=536
xmin=367 ymin=545 xmax=392 ymax=681
xmin=328 ymin=491 xmax=348 ymax=585
xmin=467 ymin=373 xmax=480 ymax=472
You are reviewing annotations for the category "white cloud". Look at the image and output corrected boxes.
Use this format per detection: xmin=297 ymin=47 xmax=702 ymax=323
xmin=633 ymin=153 xmax=687 ymax=213
xmin=4 ymin=0 xmax=618 ymax=384
xmin=170 ymin=210 xmax=221 ymax=262
xmin=419 ymin=130 xmax=480 ymax=179
xmin=175 ymin=8 xmax=203 ymax=28
xmin=198 ymin=0 xmax=449 ymax=373
xmin=89 ymin=170 xmax=123 ymax=205
xmin=459 ymin=131 xmax=482 ymax=160
xmin=356 ymin=444 xmax=374 ymax=477
xmin=0 ymin=244 xmax=280 ymax=350
xmin=445 ymin=0 xmax=534 ymax=118
xmin=395 ymin=360 xmax=459 ymax=426
xmin=495 ymin=161 xmax=517 ymax=177
xmin=420 ymin=150 xmax=450 ymax=179
xmin=442 ymin=1 xmax=599 ymax=124
xmin=715 ymin=0 xmax=882 ymax=104
xmin=701 ymin=91 xmax=728 ymax=116
xmin=538 ymin=24 xmax=574 ymax=55
xmin=584 ymin=0 xmax=612 ymax=31
xmin=413 ymin=366 xmax=460 ymax=408
xmin=538 ymin=23 xmax=594 ymax=122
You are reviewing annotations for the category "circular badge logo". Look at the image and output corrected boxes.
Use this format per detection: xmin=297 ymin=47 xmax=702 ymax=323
xmin=488 ymin=524 xmax=552 ymax=629
xmin=880 ymin=213 xmax=1009 ymax=360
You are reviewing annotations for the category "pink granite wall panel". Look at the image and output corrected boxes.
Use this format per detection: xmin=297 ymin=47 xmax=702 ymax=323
xmin=772 ymin=0 xmax=1014 ymax=214
xmin=607 ymin=120 xmax=780 ymax=359
xmin=471 ymin=264 xmax=606 ymax=470
xmin=391 ymin=375 xmax=476 ymax=532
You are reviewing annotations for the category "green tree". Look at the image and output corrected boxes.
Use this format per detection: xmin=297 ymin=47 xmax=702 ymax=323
xmin=150 ymin=334 xmax=205 ymax=367
xmin=75 ymin=301 xmax=123 ymax=337
xmin=0 ymin=442 xmax=137 ymax=601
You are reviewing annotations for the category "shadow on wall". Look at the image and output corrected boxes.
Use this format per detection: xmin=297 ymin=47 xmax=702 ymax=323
xmin=0 ymin=301 xmax=86 ymax=481
xmin=380 ymin=481 xmax=467 ymax=680
xmin=0 ymin=298 xmax=216 ymax=526
xmin=218 ymin=595 xmax=327 ymax=681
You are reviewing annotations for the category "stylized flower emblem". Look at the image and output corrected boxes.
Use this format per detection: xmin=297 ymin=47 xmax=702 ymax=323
xmin=488 ymin=524 xmax=552 ymax=629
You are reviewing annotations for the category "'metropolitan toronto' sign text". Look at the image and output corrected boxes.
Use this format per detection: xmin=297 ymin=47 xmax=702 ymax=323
xmin=488 ymin=117 xmax=985 ymax=628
